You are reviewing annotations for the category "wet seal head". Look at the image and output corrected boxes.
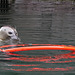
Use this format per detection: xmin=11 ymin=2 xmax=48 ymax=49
xmin=0 ymin=26 xmax=20 ymax=45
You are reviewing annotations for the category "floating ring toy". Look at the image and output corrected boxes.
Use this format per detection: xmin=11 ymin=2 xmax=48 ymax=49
xmin=0 ymin=44 xmax=75 ymax=52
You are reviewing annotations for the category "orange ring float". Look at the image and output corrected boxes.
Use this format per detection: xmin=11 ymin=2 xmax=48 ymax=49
xmin=0 ymin=44 xmax=75 ymax=52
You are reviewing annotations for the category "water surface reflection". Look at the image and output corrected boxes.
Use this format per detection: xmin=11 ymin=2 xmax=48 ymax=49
xmin=2 ymin=51 xmax=75 ymax=71
xmin=0 ymin=44 xmax=75 ymax=72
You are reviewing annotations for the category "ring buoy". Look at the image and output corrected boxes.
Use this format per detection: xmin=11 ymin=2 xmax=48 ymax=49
xmin=0 ymin=44 xmax=75 ymax=52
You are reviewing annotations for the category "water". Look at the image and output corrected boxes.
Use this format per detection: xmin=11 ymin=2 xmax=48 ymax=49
xmin=0 ymin=0 xmax=75 ymax=75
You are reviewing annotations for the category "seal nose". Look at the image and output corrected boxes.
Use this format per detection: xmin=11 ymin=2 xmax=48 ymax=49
xmin=11 ymin=36 xmax=20 ymax=41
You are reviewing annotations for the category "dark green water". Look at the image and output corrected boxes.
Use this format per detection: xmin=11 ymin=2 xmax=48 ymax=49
xmin=0 ymin=0 xmax=75 ymax=75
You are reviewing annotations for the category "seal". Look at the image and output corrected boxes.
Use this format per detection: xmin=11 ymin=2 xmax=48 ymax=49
xmin=0 ymin=26 xmax=20 ymax=45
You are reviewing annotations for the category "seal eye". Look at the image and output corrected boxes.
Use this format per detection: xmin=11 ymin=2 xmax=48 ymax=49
xmin=8 ymin=32 xmax=12 ymax=34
